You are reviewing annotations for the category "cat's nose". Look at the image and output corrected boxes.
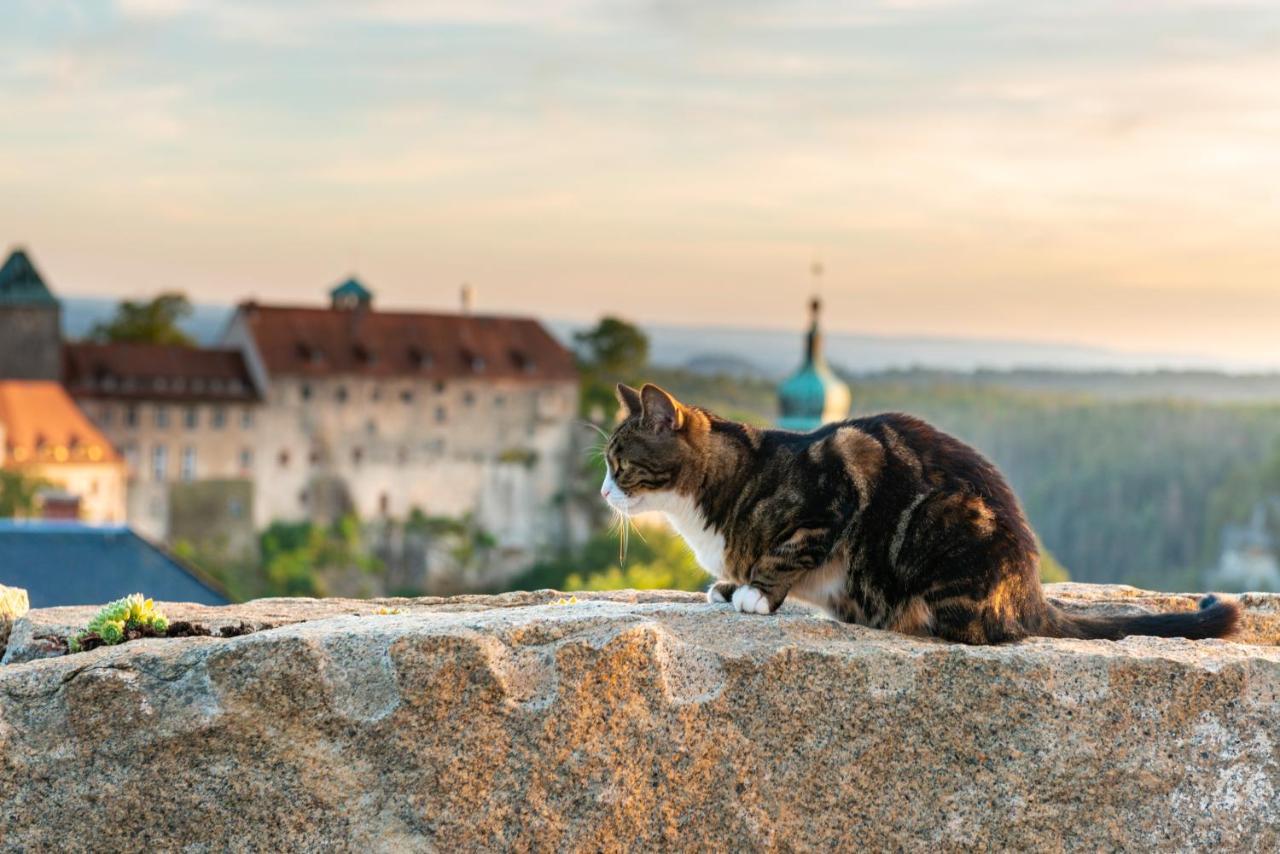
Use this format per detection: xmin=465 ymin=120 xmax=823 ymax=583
xmin=600 ymin=485 xmax=610 ymax=498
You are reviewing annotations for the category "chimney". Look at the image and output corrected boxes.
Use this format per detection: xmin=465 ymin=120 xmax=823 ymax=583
xmin=460 ymin=282 xmax=474 ymax=315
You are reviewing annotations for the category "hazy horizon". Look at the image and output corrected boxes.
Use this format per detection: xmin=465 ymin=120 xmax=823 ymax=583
xmin=6 ymin=1 xmax=1280 ymax=364
xmin=54 ymin=292 xmax=1280 ymax=375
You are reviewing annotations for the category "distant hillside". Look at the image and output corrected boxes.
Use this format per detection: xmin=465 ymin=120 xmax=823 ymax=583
xmin=547 ymin=320 xmax=1256 ymax=377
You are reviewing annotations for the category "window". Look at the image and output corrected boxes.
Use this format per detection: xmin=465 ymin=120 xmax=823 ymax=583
xmin=401 ymin=389 xmax=414 ymax=404
xmin=463 ymin=391 xmax=475 ymax=407
xmin=300 ymin=383 xmax=312 ymax=402
xmin=154 ymin=406 xmax=169 ymax=428
xmin=152 ymin=445 xmax=168 ymax=481
xmin=228 ymin=498 xmax=244 ymax=519
xmin=434 ymin=380 xmax=446 ymax=393
xmin=184 ymin=407 xmax=199 ymax=429
xmin=494 ymin=394 xmax=505 ymax=408
xmin=99 ymin=404 xmax=113 ymax=427
xmin=211 ymin=407 xmax=226 ymax=429
xmin=240 ymin=448 xmax=253 ymax=471
xmin=371 ymin=386 xmax=382 ymax=402
xmin=335 ymin=385 xmax=348 ymax=403
xmin=122 ymin=443 xmax=139 ymax=471
xmin=379 ymin=492 xmax=389 ymax=515
xmin=278 ymin=449 xmax=290 ymax=468
xmin=124 ymin=405 xmax=138 ymax=428
xmin=435 ymin=406 xmax=447 ymax=424
xmin=366 ymin=419 xmax=377 ymax=436
xmin=180 ymin=447 xmax=197 ymax=482
xmin=352 ymin=447 xmax=364 ymax=466
xmin=241 ymin=408 xmax=254 ymax=429
xmin=397 ymin=446 xmax=409 ymax=464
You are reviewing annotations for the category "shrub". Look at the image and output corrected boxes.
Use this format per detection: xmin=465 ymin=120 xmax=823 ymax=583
xmin=69 ymin=594 xmax=170 ymax=653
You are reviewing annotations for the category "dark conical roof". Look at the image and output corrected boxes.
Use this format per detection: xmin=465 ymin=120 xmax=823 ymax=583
xmin=0 ymin=248 xmax=59 ymax=306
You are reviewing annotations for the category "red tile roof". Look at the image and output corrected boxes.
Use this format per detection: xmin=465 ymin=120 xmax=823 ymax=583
xmin=63 ymin=343 xmax=258 ymax=402
xmin=0 ymin=381 xmax=122 ymax=465
xmin=235 ymin=303 xmax=577 ymax=382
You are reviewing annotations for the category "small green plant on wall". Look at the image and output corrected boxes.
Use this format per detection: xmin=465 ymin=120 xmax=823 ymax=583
xmin=68 ymin=594 xmax=170 ymax=653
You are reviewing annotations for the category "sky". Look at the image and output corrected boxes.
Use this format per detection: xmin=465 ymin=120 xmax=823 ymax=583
xmin=4 ymin=0 xmax=1280 ymax=367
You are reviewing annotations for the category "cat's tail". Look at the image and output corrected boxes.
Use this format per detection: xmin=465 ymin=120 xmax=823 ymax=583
xmin=1034 ymin=594 xmax=1241 ymax=641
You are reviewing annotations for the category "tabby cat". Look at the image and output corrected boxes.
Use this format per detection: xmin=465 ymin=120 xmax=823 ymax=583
xmin=600 ymin=383 xmax=1240 ymax=644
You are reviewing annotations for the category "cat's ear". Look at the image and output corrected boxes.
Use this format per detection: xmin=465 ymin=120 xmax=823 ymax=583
xmin=615 ymin=383 xmax=642 ymax=419
xmin=640 ymin=384 xmax=685 ymax=431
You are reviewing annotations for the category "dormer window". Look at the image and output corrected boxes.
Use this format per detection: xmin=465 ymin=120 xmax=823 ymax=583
xmin=296 ymin=342 xmax=324 ymax=364
xmin=510 ymin=349 xmax=537 ymax=374
xmin=354 ymin=343 xmax=377 ymax=365
xmin=408 ymin=347 xmax=434 ymax=370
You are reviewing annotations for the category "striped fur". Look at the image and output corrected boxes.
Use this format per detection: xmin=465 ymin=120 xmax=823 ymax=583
xmin=605 ymin=383 xmax=1240 ymax=645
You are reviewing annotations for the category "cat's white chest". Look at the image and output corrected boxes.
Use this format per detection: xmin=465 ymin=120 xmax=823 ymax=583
xmin=648 ymin=492 xmax=727 ymax=578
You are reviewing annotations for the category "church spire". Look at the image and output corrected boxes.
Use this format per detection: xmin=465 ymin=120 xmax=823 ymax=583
xmin=776 ymin=260 xmax=852 ymax=431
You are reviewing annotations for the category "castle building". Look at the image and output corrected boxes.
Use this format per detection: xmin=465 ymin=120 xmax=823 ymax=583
xmin=0 ymin=249 xmax=62 ymax=381
xmin=777 ymin=296 xmax=851 ymax=430
xmin=220 ymin=279 xmax=579 ymax=555
xmin=0 ymin=247 xmax=581 ymax=585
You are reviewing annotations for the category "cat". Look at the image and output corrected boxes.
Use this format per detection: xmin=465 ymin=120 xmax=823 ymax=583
xmin=600 ymin=382 xmax=1240 ymax=645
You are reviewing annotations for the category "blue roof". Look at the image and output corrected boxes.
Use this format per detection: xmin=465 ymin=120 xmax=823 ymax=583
xmin=0 ymin=521 xmax=228 ymax=607
xmin=329 ymin=277 xmax=372 ymax=302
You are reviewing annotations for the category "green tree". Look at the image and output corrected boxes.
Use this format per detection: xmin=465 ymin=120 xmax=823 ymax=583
xmin=90 ymin=292 xmax=196 ymax=346
xmin=0 ymin=469 xmax=50 ymax=518
xmin=574 ymin=316 xmax=649 ymax=420
xmin=257 ymin=515 xmax=382 ymax=597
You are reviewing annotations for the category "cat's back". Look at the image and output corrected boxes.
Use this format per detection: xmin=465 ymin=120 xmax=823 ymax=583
xmin=771 ymin=411 xmax=1018 ymax=507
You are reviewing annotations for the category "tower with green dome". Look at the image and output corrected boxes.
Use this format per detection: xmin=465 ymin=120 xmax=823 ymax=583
xmin=777 ymin=293 xmax=851 ymax=431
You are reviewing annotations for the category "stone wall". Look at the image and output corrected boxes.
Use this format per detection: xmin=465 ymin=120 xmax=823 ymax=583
xmin=1 ymin=584 xmax=1278 ymax=850
xmin=0 ymin=304 xmax=61 ymax=380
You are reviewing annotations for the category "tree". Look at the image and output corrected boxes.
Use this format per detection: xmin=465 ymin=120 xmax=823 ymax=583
xmin=573 ymin=316 xmax=649 ymax=420
xmin=90 ymin=292 xmax=195 ymax=346
xmin=564 ymin=527 xmax=707 ymax=593
xmin=574 ymin=316 xmax=649 ymax=376
xmin=0 ymin=469 xmax=49 ymax=519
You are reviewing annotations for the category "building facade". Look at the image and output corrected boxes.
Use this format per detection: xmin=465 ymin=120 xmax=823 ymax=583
xmin=222 ymin=281 xmax=579 ymax=559
xmin=63 ymin=342 xmax=261 ymax=545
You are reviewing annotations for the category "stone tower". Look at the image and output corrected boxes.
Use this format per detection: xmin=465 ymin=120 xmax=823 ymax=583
xmin=0 ymin=248 xmax=62 ymax=380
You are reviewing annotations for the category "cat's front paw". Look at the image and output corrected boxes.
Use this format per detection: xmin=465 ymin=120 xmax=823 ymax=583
xmin=731 ymin=585 xmax=773 ymax=615
xmin=707 ymin=582 xmax=736 ymax=604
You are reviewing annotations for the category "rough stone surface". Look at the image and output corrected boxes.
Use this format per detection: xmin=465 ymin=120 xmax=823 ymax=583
xmin=0 ymin=584 xmax=29 ymax=661
xmin=1 ymin=585 xmax=1278 ymax=851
